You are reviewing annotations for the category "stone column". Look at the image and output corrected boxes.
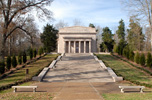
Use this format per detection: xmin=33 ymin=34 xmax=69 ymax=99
xmin=79 ymin=41 xmax=81 ymax=53
xmin=89 ymin=41 xmax=91 ymax=53
xmin=84 ymin=41 xmax=86 ymax=53
xmin=69 ymin=41 xmax=71 ymax=53
xmin=64 ymin=41 xmax=66 ymax=53
xmin=74 ymin=41 xmax=76 ymax=53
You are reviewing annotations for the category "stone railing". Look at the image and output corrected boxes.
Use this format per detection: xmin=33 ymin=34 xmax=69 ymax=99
xmin=92 ymin=53 xmax=123 ymax=82
xmin=107 ymin=67 xmax=123 ymax=82
xmin=32 ymin=53 xmax=65 ymax=82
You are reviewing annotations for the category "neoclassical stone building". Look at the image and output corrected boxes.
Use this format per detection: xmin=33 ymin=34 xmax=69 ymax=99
xmin=58 ymin=26 xmax=97 ymax=53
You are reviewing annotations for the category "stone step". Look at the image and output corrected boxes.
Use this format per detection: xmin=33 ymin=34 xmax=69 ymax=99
xmin=43 ymin=53 xmax=114 ymax=82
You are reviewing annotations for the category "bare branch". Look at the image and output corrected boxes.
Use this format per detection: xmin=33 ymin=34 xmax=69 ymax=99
xmin=8 ymin=0 xmax=53 ymax=28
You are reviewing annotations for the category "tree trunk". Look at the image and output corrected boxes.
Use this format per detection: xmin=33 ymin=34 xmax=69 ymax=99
xmin=150 ymin=1 xmax=152 ymax=51
xmin=8 ymin=36 xmax=12 ymax=56
xmin=0 ymin=36 xmax=6 ymax=61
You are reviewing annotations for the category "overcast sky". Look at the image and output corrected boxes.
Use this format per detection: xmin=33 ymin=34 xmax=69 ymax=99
xmin=38 ymin=0 xmax=129 ymax=33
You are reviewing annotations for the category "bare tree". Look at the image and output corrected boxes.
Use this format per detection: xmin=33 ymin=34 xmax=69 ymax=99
xmin=55 ymin=20 xmax=69 ymax=30
xmin=121 ymin=0 xmax=152 ymax=50
xmin=145 ymin=27 xmax=151 ymax=51
xmin=23 ymin=18 xmax=40 ymax=48
xmin=0 ymin=0 xmax=53 ymax=60
xmin=73 ymin=18 xmax=84 ymax=26
xmin=96 ymin=25 xmax=102 ymax=52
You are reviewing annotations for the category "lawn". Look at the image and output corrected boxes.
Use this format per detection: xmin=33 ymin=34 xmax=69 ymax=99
xmin=96 ymin=54 xmax=152 ymax=85
xmin=96 ymin=54 xmax=152 ymax=100
xmin=0 ymin=81 xmax=54 ymax=100
xmin=0 ymin=54 xmax=58 ymax=99
xmin=0 ymin=92 xmax=54 ymax=100
xmin=102 ymin=93 xmax=152 ymax=100
xmin=0 ymin=54 xmax=59 ymax=88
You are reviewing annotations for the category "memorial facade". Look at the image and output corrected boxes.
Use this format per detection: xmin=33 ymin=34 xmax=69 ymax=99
xmin=58 ymin=26 xmax=97 ymax=53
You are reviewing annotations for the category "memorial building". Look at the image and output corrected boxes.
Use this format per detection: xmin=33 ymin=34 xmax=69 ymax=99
xmin=58 ymin=26 xmax=97 ymax=53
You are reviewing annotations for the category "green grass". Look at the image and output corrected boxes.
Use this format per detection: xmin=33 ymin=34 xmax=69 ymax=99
xmin=102 ymin=93 xmax=152 ymax=100
xmin=0 ymin=54 xmax=58 ymax=100
xmin=0 ymin=54 xmax=59 ymax=88
xmin=0 ymin=81 xmax=54 ymax=100
xmin=0 ymin=81 xmax=37 ymax=94
xmin=96 ymin=54 xmax=152 ymax=100
xmin=96 ymin=54 xmax=152 ymax=85
xmin=0 ymin=92 xmax=54 ymax=100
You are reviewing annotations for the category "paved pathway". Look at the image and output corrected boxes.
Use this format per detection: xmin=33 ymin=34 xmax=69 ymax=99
xmin=18 ymin=54 xmax=120 ymax=100
xmin=43 ymin=53 xmax=114 ymax=82
xmin=39 ymin=54 xmax=118 ymax=100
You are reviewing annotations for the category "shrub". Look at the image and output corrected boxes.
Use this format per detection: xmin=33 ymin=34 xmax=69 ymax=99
xmin=117 ymin=40 xmax=126 ymax=55
xmin=29 ymin=48 xmax=33 ymax=60
xmin=140 ymin=53 xmax=145 ymax=66
xmin=113 ymin=44 xmax=118 ymax=53
xmin=129 ymin=50 xmax=134 ymax=61
xmin=134 ymin=52 xmax=140 ymax=64
xmin=0 ymin=61 xmax=5 ymax=74
xmin=126 ymin=50 xmax=129 ymax=59
xmin=146 ymin=52 xmax=152 ymax=67
xmin=38 ymin=48 xmax=42 ymax=56
xmin=12 ymin=55 xmax=17 ymax=68
xmin=122 ymin=48 xmax=126 ymax=56
xmin=39 ymin=47 xmax=43 ymax=56
xmin=123 ymin=46 xmax=129 ymax=59
xmin=33 ymin=48 xmax=37 ymax=58
xmin=23 ymin=51 xmax=27 ymax=63
xmin=6 ymin=56 xmax=11 ymax=70
xmin=41 ymin=47 xmax=44 ymax=54
xmin=18 ymin=52 xmax=22 ymax=65
xmin=118 ymin=45 xmax=123 ymax=55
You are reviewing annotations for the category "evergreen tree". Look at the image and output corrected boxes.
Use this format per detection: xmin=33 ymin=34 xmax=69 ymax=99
xmin=0 ymin=61 xmax=5 ymax=74
xmin=101 ymin=27 xmax=114 ymax=52
xmin=116 ymin=19 xmax=125 ymax=40
xmin=38 ymin=48 xmax=42 ymax=56
xmin=41 ymin=24 xmax=58 ymax=52
xmin=33 ymin=48 xmax=37 ymax=58
xmin=12 ymin=55 xmax=17 ymax=68
xmin=146 ymin=52 xmax=152 ymax=67
xmin=118 ymin=40 xmax=126 ymax=55
xmin=129 ymin=50 xmax=134 ymax=61
xmin=6 ymin=56 xmax=11 ymax=70
xmin=140 ymin=53 xmax=145 ymax=66
xmin=38 ymin=47 xmax=43 ymax=56
xmin=41 ymin=47 xmax=44 ymax=54
xmin=123 ymin=45 xmax=129 ymax=59
xmin=113 ymin=44 xmax=118 ymax=53
xmin=127 ymin=17 xmax=144 ymax=51
xmin=100 ymin=43 xmax=106 ymax=52
xmin=134 ymin=52 xmax=140 ymax=64
xmin=18 ymin=52 xmax=22 ymax=65
xmin=89 ymin=23 xmax=95 ymax=28
xmin=116 ymin=19 xmax=126 ymax=55
xmin=29 ymin=48 xmax=33 ymax=60
xmin=23 ymin=51 xmax=27 ymax=63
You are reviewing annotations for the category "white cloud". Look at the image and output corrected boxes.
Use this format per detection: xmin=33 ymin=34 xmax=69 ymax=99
xmin=38 ymin=0 xmax=129 ymax=33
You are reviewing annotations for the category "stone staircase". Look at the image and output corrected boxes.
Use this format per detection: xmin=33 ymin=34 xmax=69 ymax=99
xmin=43 ymin=53 xmax=114 ymax=82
